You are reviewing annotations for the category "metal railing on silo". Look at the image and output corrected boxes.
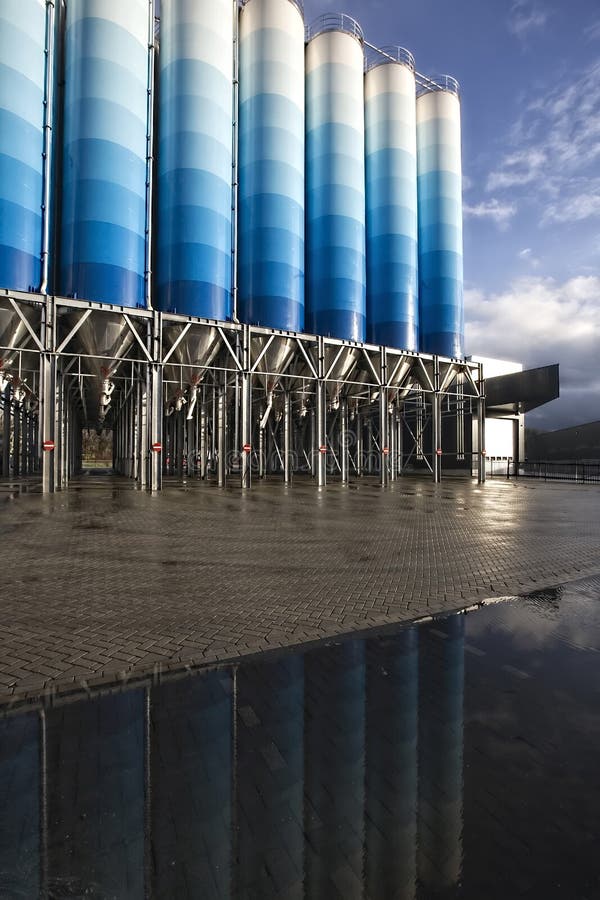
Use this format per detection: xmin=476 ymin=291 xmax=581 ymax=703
xmin=365 ymin=44 xmax=415 ymax=72
xmin=306 ymin=13 xmax=364 ymax=43
xmin=416 ymin=73 xmax=461 ymax=96
xmin=241 ymin=0 xmax=304 ymax=12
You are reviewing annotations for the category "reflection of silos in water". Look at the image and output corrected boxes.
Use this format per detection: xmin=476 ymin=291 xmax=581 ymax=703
xmin=46 ymin=690 xmax=145 ymax=898
xmin=418 ymin=614 xmax=465 ymax=892
xmin=238 ymin=0 xmax=305 ymax=331
xmin=416 ymin=80 xmax=464 ymax=358
xmin=151 ymin=671 xmax=232 ymax=898
xmin=0 ymin=1 xmax=46 ymax=292
xmin=0 ymin=713 xmax=40 ymax=897
xmin=365 ymin=629 xmax=418 ymax=900
xmin=365 ymin=50 xmax=419 ymax=351
xmin=60 ymin=1 xmax=149 ymax=306
xmin=156 ymin=0 xmax=234 ymax=319
xmin=305 ymin=17 xmax=366 ymax=342
xmin=237 ymin=656 xmax=304 ymax=898
xmin=304 ymin=640 xmax=365 ymax=899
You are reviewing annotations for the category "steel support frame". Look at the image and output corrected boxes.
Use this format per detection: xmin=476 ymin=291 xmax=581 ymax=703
xmin=2 ymin=292 xmax=485 ymax=493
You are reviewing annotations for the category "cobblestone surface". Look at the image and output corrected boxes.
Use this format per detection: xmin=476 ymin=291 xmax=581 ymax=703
xmin=1 ymin=473 xmax=599 ymax=706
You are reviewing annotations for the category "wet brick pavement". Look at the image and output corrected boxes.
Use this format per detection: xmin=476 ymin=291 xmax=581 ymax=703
xmin=1 ymin=474 xmax=599 ymax=707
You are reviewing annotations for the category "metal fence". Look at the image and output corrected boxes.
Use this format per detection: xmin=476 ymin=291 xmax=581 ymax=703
xmin=490 ymin=457 xmax=600 ymax=483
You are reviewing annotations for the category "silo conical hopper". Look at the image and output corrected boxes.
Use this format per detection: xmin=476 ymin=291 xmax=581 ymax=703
xmin=57 ymin=309 xmax=135 ymax=429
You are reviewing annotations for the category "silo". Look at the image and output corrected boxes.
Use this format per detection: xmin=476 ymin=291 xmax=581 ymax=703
xmin=305 ymin=15 xmax=366 ymax=343
xmin=416 ymin=78 xmax=464 ymax=358
xmin=60 ymin=0 xmax=150 ymax=307
xmin=365 ymin=49 xmax=418 ymax=352
xmin=157 ymin=0 xmax=234 ymax=320
xmin=0 ymin=0 xmax=47 ymax=292
xmin=238 ymin=0 xmax=305 ymax=332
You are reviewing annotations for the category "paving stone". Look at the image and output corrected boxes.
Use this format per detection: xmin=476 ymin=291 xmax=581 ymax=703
xmin=0 ymin=474 xmax=599 ymax=705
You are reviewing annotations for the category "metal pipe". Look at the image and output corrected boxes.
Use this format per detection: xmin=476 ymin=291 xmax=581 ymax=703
xmin=379 ymin=349 xmax=388 ymax=487
xmin=316 ymin=338 xmax=326 ymax=487
xmin=200 ymin=394 xmax=207 ymax=479
xmin=284 ymin=392 xmax=291 ymax=484
xmin=340 ymin=397 xmax=348 ymax=484
xmin=39 ymin=0 xmax=56 ymax=293
xmin=144 ymin=0 xmax=156 ymax=308
xmin=259 ymin=408 xmax=265 ymax=478
xmin=390 ymin=402 xmax=397 ymax=482
xmin=217 ymin=377 xmax=226 ymax=487
xmin=259 ymin=393 xmax=273 ymax=430
xmin=477 ymin=362 xmax=486 ymax=484
xmin=356 ymin=411 xmax=363 ymax=477
xmin=231 ymin=0 xmax=240 ymax=322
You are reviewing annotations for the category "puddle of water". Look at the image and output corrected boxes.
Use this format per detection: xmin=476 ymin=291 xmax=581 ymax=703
xmin=1 ymin=580 xmax=600 ymax=899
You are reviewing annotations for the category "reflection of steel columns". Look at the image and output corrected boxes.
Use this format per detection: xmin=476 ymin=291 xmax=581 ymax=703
xmin=305 ymin=641 xmax=365 ymax=899
xmin=151 ymin=672 xmax=232 ymax=898
xmin=418 ymin=615 xmax=465 ymax=892
xmin=366 ymin=629 xmax=418 ymax=900
xmin=0 ymin=712 xmax=40 ymax=897
xmin=237 ymin=657 xmax=304 ymax=899
xmin=46 ymin=690 xmax=145 ymax=898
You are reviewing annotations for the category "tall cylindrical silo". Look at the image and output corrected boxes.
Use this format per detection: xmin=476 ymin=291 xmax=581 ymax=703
xmin=365 ymin=50 xmax=419 ymax=352
xmin=157 ymin=0 xmax=233 ymax=320
xmin=238 ymin=0 xmax=305 ymax=332
xmin=306 ymin=16 xmax=366 ymax=343
xmin=416 ymin=78 xmax=464 ymax=358
xmin=0 ymin=0 xmax=47 ymax=292
xmin=60 ymin=0 xmax=150 ymax=307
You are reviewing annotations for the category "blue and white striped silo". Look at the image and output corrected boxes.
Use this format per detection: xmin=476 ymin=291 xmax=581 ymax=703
xmin=305 ymin=15 xmax=366 ymax=343
xmin=157 ymin=0 xmax=234 ymax=320
xmin=238 ymin=0 xmax=305 ymax=332
xmin=0 ymin=0 xmax=47 ymax=292
xmin=416 ymin=79 xmax=464 ymax=359
xmin=60 ymin=0 xmax=150 ymax=307
xmin=365 ymin=50 xmax=419 ymax=352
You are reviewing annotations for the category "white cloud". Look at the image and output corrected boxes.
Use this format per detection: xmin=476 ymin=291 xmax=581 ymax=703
xmin=518 ymin=247 xmax=541 ymax=268
xmin=487 ymin=149 xmax=546 ymax=192
xmin=463 ymin=198 xmax=517 ymax=228
xmin=542 ymin=185 xmax=600 ymax=224
xmin=465 ymin=275 xmax=600 ymax=427
xmin=508 ymin=0 xmax=548 ymax=39
xmin=485 ymin=60 xmax=600 ymax=226
xmin=584 ymin=21 xmax=600 ymax=41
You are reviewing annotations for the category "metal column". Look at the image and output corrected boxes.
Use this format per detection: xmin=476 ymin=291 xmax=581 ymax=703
xmin=432 ymin=357 xmax=442 ymax=484
xmin=340 ymin=397 xmax=348 ymax=485
xmin=390 ymin=401 xmax=397 ymax=483
xmin=41 ymin=296 xmax=56 ymax=493
xmin=149 ymin=312 xmax=162 ymax=491
xmin=284 ymin=392 xmax=292 ymax=485
xmin=379 ymin=349 xmax=388 ymax=487
xmin=356 ymin=412 xmax=363 ymax=477
xmin=217 ymin=377 xmax=227 ymax=488
xmin=240 ymin=326 xmax=251 ymax=489
xmin=477 ymin=363 xmax=486 ymax=484
xmin=316 ymin=336 xmax=326 ymax=487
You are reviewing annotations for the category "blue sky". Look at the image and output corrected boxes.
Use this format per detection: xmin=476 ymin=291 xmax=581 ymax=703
xmin=302 ymin=0 xmax=600 ymax=429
